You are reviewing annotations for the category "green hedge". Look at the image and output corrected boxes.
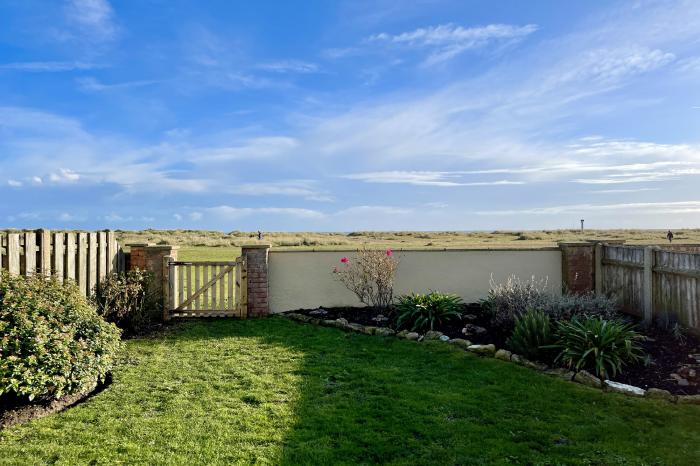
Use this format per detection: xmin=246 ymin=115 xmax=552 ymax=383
xmin=0 ymin=271 xmax=121 ymax=401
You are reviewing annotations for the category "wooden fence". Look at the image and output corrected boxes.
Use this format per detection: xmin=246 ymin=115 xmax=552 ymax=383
xmin=165 ymin=259 xmax=247 ymax=319
xmin=0 ymin=229 xmax=125 ymax=296
xmin=597 ymin=244 xmax=700 ymax=332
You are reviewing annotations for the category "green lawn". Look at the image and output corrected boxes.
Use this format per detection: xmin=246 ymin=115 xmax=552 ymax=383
xmin=1 ymin=318 xmax=699 ymax=465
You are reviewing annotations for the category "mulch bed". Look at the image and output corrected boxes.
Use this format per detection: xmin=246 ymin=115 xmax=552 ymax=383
xmin=292 ymin=305 xmax=700 ymax=396
xmin=0 ymin=374 xmax=112 ymax=429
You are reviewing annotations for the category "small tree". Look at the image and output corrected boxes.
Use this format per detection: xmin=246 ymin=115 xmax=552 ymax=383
xmin=332 ymin=247 xmax=398 ymax=309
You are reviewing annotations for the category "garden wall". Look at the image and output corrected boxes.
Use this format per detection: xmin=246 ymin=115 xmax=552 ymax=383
xmin=268 ymin=249 xmax=562 ymax=313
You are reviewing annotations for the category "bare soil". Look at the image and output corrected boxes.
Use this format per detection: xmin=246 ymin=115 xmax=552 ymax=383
xmin=0 ymin=374 xmax=112 ymax=429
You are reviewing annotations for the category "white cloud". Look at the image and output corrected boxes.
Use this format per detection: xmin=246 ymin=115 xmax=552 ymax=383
xmin=7 ymin=179 xmax=22 ymax=187
xmin=31 ymin=176 xmax=43 ymax=185
xmin=76 ymin=77 xmax=159 ymax=92
xmin=49 ymin=168 xmax=80 ymax=183
xmin=65 ymin=0 xmax=118 ymax=42
xmin=231 ymin=180 xmax=332 ymax=201
xmin=478 ymin=201 xmax=700 ymax=216
xmin=0 ymin=61 xmax=103 ymax=72
xmin=58 ymin=212 xmax=78 ymax=221
xmin=189 ymin=212 xmax=203 ymax=221
xmin=205 ymin=205 xmax=325 ymax=219
xmin=344 ymin=171 xmax=523 ymax=187
xmin=194 ymin=136 xmax=299 ymax=162
xmin=369 ymin=23 xmax=538 ymax=65
xmin=173 ymin=214 xmax=183 ymax=221
xmin=256 ymin=60 xmax=319 ymax=73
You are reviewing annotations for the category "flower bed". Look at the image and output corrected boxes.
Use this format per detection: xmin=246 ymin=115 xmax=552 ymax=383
xmin=287 ymin=305 xmax=700 ymax=400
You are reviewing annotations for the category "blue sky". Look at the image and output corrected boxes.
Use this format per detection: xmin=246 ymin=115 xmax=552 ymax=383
xmin=1 ymin=0 xmax=700 ymax=231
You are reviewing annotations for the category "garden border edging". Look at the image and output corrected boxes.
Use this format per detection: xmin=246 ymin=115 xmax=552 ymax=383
xmin=282 ymin=313 xmax=700 ymax=406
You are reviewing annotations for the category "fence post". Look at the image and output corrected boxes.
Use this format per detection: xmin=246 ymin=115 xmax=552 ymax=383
xmin=38 ymin=229 xmax=51 ymax=277
xmin=594 ymin=243 xmax=603 ymax=295
xmin=643 ymin=246 xmax=654 ymax=326
xmin=163 ymin=255 xmax=173 ymax=321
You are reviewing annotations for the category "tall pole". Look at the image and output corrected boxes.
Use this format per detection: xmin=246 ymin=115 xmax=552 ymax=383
xmin=580 ymin=219 xmax=584 ymax=232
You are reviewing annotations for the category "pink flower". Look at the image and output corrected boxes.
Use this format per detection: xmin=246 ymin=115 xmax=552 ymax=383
xmin=385 ymin=249 xmax=393 ymax=257
xmin=340 ymin=257 xmax=349 ymax=263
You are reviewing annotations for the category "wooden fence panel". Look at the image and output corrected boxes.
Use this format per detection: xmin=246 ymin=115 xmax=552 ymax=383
xmin=602 ymin=244 xmax=700 ymax=333
xmin=0 ymin=230 xmax=123 ymax=296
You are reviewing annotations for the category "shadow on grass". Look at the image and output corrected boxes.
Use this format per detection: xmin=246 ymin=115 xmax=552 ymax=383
xmin=166 ymin=317 xmax=700 ymax=465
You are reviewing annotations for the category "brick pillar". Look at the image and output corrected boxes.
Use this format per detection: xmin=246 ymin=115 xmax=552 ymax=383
xmin=241 ymin=244 xmax=270 ymax=317
xmin=559 ymin=242 xmax=596 ymax=295
xmin=126 ymin=243 xmax=179 ymax=320
xmin=127 ymin=243 xmax=150 ymax=271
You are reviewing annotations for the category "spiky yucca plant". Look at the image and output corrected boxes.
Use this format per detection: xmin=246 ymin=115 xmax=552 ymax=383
xmin=507 ymin=309 xmax=555 ymax=361
xmin=549 ymin=317 xmax=644 ymax=381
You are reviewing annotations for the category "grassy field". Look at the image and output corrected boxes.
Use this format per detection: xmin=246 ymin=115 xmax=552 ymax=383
xmin=1 ymin=318 xmax=699 ymax=465
xmin=117 ymin=229 xmax=700 ymax=253
xmin=115 ymin=228 xmax=700 ymax=262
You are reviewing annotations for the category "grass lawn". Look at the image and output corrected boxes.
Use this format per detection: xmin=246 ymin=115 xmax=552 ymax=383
xmin=1 ymin=318 xmax=699 ymax=465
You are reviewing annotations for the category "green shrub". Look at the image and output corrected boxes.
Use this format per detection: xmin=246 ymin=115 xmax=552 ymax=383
xmin=507 ymin=309 xmax=555 ymax=361
xmin=548 ymin=317 xmax=644 ymax=381
xmin=395 ymin=292 xmax=463 ymax=332
xmin=92 ymin=270 xmax=155 ymax=334
xmin=0 ymin=271 xmax=121 ymax=401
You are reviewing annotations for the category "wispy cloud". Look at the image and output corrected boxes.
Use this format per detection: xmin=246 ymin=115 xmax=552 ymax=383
xmin=368 ymin=23 xmax=538 ymax=65
xmin=64 ymin=0 xmax=118 ymax=42
xmin=344 ymin=171 xmax=523 ymax=187
xmin=193 ymin=136 xmax=299 ymax=162
xmin=256 ymin=60 xmax=319 ymax=73
xmin=0 ymin=61 xmax=103 ymax=72
xmin=478 ymin=201 xmax=700 ymax=216
xmin=230 ymin=180 xmax=333 ymax=201
xmin=205 ymin=205 xmax=325 ymax=219
xmin=76 ymin=76 xmax=160 ymax=92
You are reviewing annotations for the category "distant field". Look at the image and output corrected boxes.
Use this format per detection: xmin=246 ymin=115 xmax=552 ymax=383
xmin=115 ymin=229 xmax=700 ymax=262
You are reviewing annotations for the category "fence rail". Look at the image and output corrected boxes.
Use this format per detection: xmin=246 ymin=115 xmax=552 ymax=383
xmin=598 ymin=244 xmax=700 ymax=332
xmin=0 ymin=229 xmax=124 ymax=296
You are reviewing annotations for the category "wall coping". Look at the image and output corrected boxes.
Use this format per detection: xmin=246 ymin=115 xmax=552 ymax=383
xmin=126 ymin=243 xmax=154 ymax=247
xmin=145 ymin=245 xmax=180 ymax=250
xmin=269 ymin=247 xmax=562 ymax=253
xmin=241 ymin=243 xmax=272 ymax=249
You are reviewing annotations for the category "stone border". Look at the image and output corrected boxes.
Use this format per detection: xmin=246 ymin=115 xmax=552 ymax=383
xmin=284 ymin=313 xmax=700 ymax=406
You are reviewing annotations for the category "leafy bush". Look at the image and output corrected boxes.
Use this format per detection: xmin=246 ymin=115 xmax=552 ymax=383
xmin=507 ymin=309 xmax=555 ymax=361
xmin=482 ymin=275 xmax=621 ymax=330
xmin=395 ymin=292 xmax=463 ymax=332
xmin=548 ymin=317 xmax=644 ymax=381
xmin=332 ymin=247 xmax=399 ymax=309
xmin=0 ymin=271 xmax=121 ymax=401
xmin=92 ymin=269 xmax=155 ymax=334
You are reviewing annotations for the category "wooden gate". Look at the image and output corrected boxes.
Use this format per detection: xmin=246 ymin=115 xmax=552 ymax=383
xmin=166 ymin=259 xmax=247 ymax=319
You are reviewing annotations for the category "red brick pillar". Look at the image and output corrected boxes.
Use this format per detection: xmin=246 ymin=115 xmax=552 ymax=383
xmin=559 ymin=242 xmax=595 ymax=295
xmin=241 ymin=244 xmax=270 ymax=317
xmin=127 ymin=243 xmax=179 ymax=321
xmin=126 ymin=243 xmax=150 ymax=270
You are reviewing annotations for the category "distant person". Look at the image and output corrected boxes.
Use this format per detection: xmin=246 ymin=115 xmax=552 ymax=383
xmin=667 ymin=230 xmax=674 ymax=243
xmin=258 ymin=230 xmax=263 ymax=241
